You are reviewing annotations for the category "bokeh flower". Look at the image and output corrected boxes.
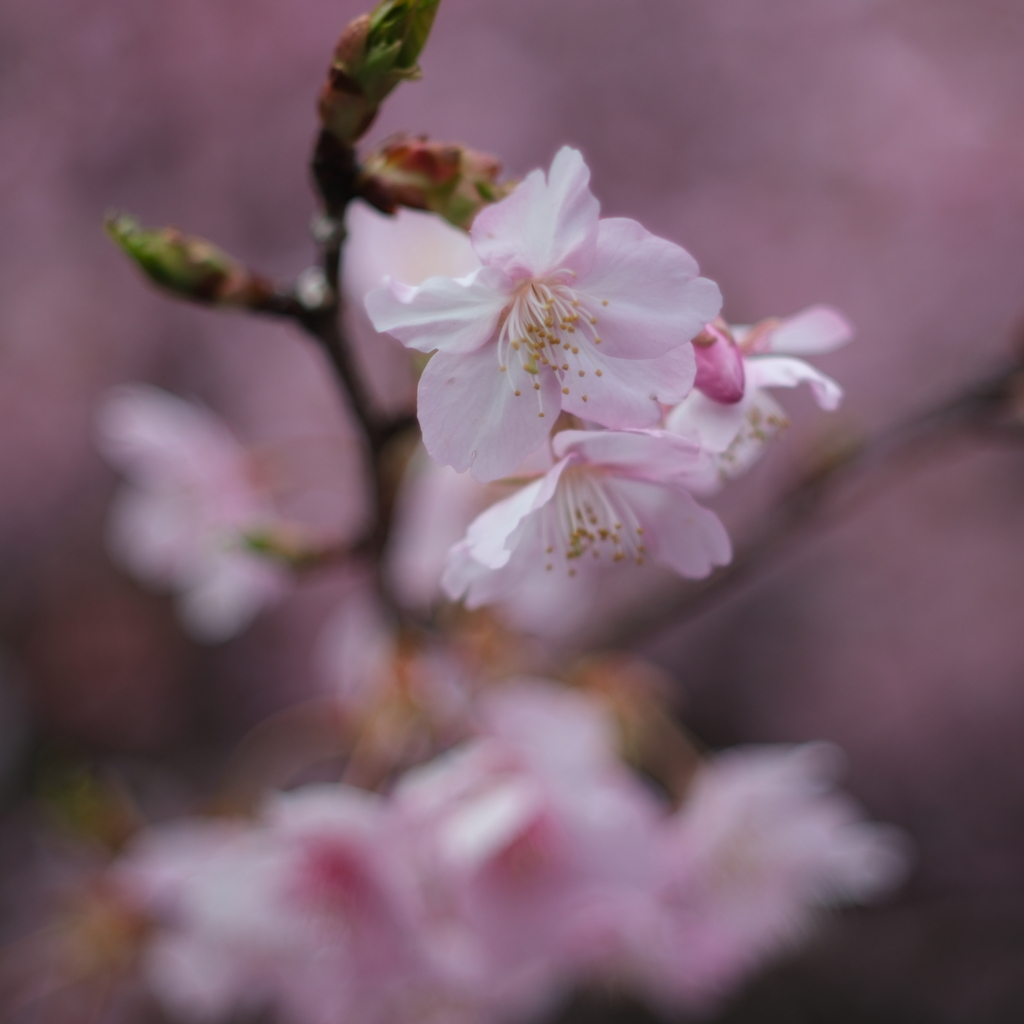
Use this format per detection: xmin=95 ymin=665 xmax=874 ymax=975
xmin=96 ymin=384 xmax=291 ymax=641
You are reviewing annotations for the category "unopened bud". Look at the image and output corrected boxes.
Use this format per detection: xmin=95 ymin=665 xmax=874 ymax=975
xmin=106 ymin=213 xmax=274 ymax=308
xmin=693 ymin=318 xmax=747 ymax=404
xmin=359 ymin=134 xmax=511 ymax=229
xmin=318 ymin=0 xmax=441 ymax=145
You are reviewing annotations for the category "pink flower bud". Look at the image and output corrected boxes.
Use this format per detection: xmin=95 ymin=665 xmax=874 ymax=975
xmin=692 ymin=319 xmax=746 ymax=404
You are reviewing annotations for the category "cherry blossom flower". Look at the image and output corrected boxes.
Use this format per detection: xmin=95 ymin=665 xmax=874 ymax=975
xmin=666 ymin=305 xmax=853 ymax=482
xmin=95 ymin=384 xmax=290 ymax=641
xmin=619 ymin=744 xmax=910 ymax=1012
xmin=441 ymin=429 xmax=730 ymax=609
xmin=365 ymin=147 xmax=722 ymax=481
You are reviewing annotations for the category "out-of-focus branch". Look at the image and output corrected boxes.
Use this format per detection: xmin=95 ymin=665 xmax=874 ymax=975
xmin=603 ymin=358 xmax=1024 ymax=648
xmin=106 ymin=2 xmax=447 ymax=600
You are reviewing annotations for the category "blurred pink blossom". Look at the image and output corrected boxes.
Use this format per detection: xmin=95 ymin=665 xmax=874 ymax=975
xmin=118 ymin=788 xmax=434 ymax=1024
xmin=621 ymin=743 xmax=910 ymax=1012
xmin=366 ymin=147 xmax=721 ymax=481
xmin=393 ymin=680 xmax=662 ymax=1021
xmin=343 ymin=202 xmax=479 ymax=417
xmin=95 ymin=384 xmax=291 ymax=642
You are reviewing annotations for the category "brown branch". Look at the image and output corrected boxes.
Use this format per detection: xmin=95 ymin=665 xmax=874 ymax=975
xmin=242 ymin=130 xmax=419 ymax=606
xmin=601 ymin=360 xmax=1024 ymax=649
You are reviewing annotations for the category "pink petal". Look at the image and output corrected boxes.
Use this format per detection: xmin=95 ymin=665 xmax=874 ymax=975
xmin=611 ymin=479 xmax=731 ymax=578
xmin=464 ymin=476 xmax=550 ymax=570
xmin=664 ymin=391 xmax=751 ymax=454
xmin=553 ymin=429 xmax=707 ymax=486
xmin=573 ymin=218 xmax=722 ymax=360
xmin=364 ymin=267 xmax=511 ymax=355
xmin=417 ymin=346 xmax=562 ymax=481
xmin=766 ymin=305 xmax=853 ymax=355
xmin=470 ymin=147 xmax=600 ymax=279
xmin=746 ymin=356 xmax=844 ymax=410
xmin=560 ymin=343 xmax=696 ymax=428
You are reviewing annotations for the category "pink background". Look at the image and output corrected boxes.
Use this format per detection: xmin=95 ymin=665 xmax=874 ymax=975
xmin=3 ymin=1 xmax=1024 ymax=1020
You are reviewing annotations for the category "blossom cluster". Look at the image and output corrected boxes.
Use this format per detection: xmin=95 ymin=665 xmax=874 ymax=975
xmin=85 ymin=128 xmax=905 ymax=1024
xmin=367 ymin=145 xmax=852 ymax=611
xmin=109 ymin=682 xmax=905 ymax=1024
xmin=99 ymin=147 xmax=851 ymax=637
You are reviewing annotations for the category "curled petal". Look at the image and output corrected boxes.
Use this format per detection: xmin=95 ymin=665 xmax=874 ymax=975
xmin=364 ymin=267 xmax=511 ymax=355
xmin=574 ymin=218 xmax=722 ymax=360
xmin=471 ymin=146 xmax=600 ymax=279
xmin=417 ymin=346 xmax=562 ymax=481
xmin=746 ymin=356 xmax=844 ymax=410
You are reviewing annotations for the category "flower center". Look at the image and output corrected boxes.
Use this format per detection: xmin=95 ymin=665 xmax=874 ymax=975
xmin=542 ymin=466 xmax=645 ymax=576
xmin=496 ymin=275 xmax=605 ymax=413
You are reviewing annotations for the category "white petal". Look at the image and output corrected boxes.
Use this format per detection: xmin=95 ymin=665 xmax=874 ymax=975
xmin=560 ymin=344 xmax=697 ymax=428
xmin=574 ymin=218 xmax=722 ymax=360
xmin=364 ymin=267 xmax=510 ymax=355
xmin=746 ymin=356 xmax=844 ymax=410
xmin=665 ymin=391 xmax=752 ymax=454
xmin=470 ymin=146 xmax=600 ymax=278
xmin=553 ymin=429 xmax=707 ymax=486
xmin=417 ymin=346 xmax=562 ymax=482
xmin=613 ymin=479 xmax=731 ymax=579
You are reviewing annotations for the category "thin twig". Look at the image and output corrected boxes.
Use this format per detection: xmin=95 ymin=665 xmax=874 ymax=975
xmin=249 ymin=130 xmax=419 ymax=602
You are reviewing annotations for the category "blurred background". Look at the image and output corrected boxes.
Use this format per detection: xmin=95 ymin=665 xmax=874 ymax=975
xmin=4 ymin=0 xmax=1024 ymax=1020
